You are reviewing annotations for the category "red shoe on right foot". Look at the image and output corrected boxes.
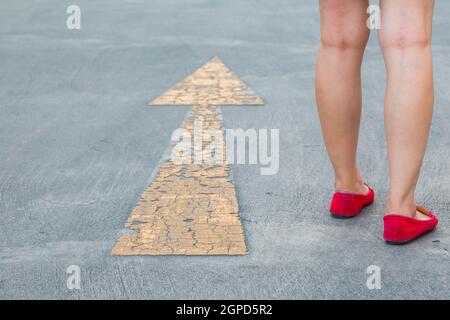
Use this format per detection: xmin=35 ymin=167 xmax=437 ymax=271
xmin=384 ymin=206 xmax=438 ymax=244
xmin=329 ymin=185 xmax=375 ymax=218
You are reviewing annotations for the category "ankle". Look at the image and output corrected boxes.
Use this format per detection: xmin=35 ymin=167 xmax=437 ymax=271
xmin=386 ymin=196 xmax=416 ymax=217
xmin=335 ymin=179 xmax=368 ymax=195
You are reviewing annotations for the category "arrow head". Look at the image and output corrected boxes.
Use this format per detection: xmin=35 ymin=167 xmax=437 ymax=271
xmin=149 ymin=56 xmax=264 ymax=106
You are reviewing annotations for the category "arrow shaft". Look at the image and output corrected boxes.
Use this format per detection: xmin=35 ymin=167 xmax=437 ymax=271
xmin=112 ymin=104 xmax=247 ymax=255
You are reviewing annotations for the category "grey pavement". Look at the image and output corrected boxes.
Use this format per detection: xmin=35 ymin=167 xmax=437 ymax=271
xmin=0 ymin=0 xmax=449 ymax=299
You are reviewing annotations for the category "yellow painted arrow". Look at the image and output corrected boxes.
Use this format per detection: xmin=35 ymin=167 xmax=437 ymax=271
xmin=112 ymin=57 xmax=263 ymax=255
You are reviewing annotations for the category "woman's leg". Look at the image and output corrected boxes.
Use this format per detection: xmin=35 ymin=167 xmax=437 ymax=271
xmin=316 ymin=0 xmax=370 ymax=194
xmin=378 ymin=0 xmax=435 ymax=218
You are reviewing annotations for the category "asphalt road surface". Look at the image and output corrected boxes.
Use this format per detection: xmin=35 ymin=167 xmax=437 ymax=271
xmin=0 ymin=0 xmax=449 ymax=299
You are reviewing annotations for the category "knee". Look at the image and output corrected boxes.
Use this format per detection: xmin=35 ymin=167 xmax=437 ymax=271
xmin=378 ymin=28 xmax=431 ymax=50
xmin=319 ymin=0 xmax=370 ymax=50
xmin=320 ymin=25 xmax=370 ymax=51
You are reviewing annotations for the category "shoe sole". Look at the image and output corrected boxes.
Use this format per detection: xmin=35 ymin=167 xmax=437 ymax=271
xmin=330 ymin=201 xmax=374 ymax=219
xmin=384 ymin=228 xmax=435 ymax=245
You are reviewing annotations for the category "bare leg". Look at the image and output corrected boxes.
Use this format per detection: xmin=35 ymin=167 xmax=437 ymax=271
xmin=379 ymin=0 xmax=435 ymax=218
xmin=316 ymin=0 xmax=370 ymax=194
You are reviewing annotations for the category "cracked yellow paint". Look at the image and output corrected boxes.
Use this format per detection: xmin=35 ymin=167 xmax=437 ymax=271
xmin=111 ymin=57 xmax=263 ymax=256
xmin=149 ymin=56 xmax=263 ymax=106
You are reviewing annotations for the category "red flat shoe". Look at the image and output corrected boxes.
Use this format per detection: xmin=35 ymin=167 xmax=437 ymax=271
xmin=329 ymin=185 xmax=375 ymax=218
xmin=384 ymin=206 xmax=438 ymax=245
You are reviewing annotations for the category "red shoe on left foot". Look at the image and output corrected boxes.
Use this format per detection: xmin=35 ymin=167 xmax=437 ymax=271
xmin=329 ymin=185 xmax=375 ymax=218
